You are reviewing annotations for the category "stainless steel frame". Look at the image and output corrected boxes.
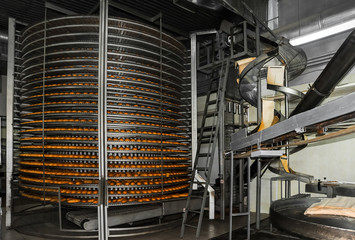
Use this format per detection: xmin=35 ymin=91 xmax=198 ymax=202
xmin=251 ymin=150 xmax=283 ymax=230
xmin=6 ymin=17 xmax=16 ymax=229
xmin=231 ymin=86 xmax=355 ymax=234
xmin=231 ymin=92 xmax=355 ymax=151
xmin=98 ymin=0 xmax=109 ymax=239
xmin=0 ymin=117 xmax=1 ymax=166
xmin=229 ymin=153 xmax=250 ymax=240
xmin=190 ymin=33 xmax=197 ymax=171
xmin=12 ymin=11 xmax=190 ymax=240
xmin=18 ymin=15 xmax=190 ymax=204
xmin=189 ymin=30 xmax=218 ymax=220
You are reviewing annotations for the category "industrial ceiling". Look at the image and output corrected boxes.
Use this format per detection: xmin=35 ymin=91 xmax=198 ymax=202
xmin=0 ymin=0 xmax=231 ymax=37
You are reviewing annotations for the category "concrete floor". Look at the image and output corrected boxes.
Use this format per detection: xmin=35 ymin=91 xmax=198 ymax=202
xmin=1 ymin=210 xmax=266 ymax=240
xmin=125 ymin=213 xmax=264 ymax=240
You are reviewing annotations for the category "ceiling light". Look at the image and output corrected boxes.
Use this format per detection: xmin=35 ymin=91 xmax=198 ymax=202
xmin=290 ymin=18 xmax=355 ymax=46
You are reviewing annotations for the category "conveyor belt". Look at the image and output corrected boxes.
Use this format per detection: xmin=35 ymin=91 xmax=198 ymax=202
xmin=236 ymin=38 xmax=307 ymax=182
xmin=270 ymin=197 xmax=355 ymax=240
xmin=18 ymin=16 xmax=191 ymax=207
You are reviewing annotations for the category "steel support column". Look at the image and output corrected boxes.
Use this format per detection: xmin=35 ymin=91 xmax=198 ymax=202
xmin=239 ymin=160 xmax=244 ymax=212
xmin=256 ymin=158 xmax=261 ymax=230
xmin=238 ymin=103 xmax=245 ymax=212
xmin=190 ymin=33 xmax=198 ymax=168
xmin=229 ymin=154 xmax=251 ymax=240
xmin=284 ymin=68 xmax=291 ymax=198
xmin=190 ymin=31 xmax=216 ymax=220
xmin=6 ymin=17 xmax=15 ymax=229
xmin=247 ymin=157 xmax=251 ymax=240
xmin=256 ymin=23 xmax=261 ymax=125
xmin=219 ymin=102 xmax=225 ymax=220
xmin=98 ymin=0 xmax=109 ymax=239
xmin=229 ymin=152 xmax=234 ymax=240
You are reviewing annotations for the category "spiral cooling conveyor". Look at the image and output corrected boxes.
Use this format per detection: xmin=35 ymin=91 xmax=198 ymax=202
xmin=18 ymin=16 xmax=191 ymax=207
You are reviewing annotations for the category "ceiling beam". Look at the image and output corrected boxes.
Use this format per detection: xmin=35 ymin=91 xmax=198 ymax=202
xmin=109 ymin=1 xmax=188 ymax=38
xmin=45 ymin=1 xmax=78 ymax=15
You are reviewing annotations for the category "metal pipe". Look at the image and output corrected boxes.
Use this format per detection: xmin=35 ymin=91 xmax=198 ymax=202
xmin=291 ymin=30 xmax=355 ymax=116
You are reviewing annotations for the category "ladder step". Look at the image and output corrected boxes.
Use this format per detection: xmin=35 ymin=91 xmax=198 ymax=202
xmin=191 ymin=195 xmax=204 ymax=199
xmin=209 ymin=88 xmax=218 ymax=94
xmin=185 ymin=224 xmax=198 ymax=229
xmin=200 ymin=137 xmax=216 ymax=143
xmin=200 ymin=137 xmax=215 ymax=141
xmin=200 ymin=135 xmax=215 ymax=139
xmin=196 ymin=167 xmax=209 ymax=171
xmin=205 ymin=112 xmax=216 ymax=118
xmin=192 ymin=181 xmax=208 ymax=185
xmin=189 ymin=210 xmax=201 ymax=214
xmin=199 ymin=126 xmax=215 ymax=132
xmin=211 ymin=76 xmax=220 ymax=81
xmin=198 ymin=153 xmax=211 ymax=157
xmin=207 ymin=100 xmax=217 ymax=105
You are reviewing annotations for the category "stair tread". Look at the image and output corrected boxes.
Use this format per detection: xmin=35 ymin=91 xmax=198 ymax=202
xmin=198 ymin=153 xmax=212 ymax=157
xmin=185 ymin=224 xmax=198 ymax=229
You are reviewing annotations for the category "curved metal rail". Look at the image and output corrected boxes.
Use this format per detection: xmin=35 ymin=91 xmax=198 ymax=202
xmin=18 ymin=16 xmax=191 ymax=207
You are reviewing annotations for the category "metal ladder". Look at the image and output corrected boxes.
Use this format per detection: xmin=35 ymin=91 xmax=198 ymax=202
xmin=181 ymin=57 xmax=230 ymax=239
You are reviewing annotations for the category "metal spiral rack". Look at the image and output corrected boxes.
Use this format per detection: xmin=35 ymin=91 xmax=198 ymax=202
xmin=17 ymin=16 xmax=191 ymax=207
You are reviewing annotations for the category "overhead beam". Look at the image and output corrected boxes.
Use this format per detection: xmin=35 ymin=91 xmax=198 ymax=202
xmin=108 ymin=1 xmax=188 ymax=37
xmin=231 ymin=91 xmax=355 ymax=151
xmin=45 ymin=1 xmax=78 ymax=15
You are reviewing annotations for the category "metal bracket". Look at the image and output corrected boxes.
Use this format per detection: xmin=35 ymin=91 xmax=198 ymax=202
xmin=251 ymin=150 xmax=284 ymax=158
xmin=295 ymin=127 xmax=305 ymax=134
